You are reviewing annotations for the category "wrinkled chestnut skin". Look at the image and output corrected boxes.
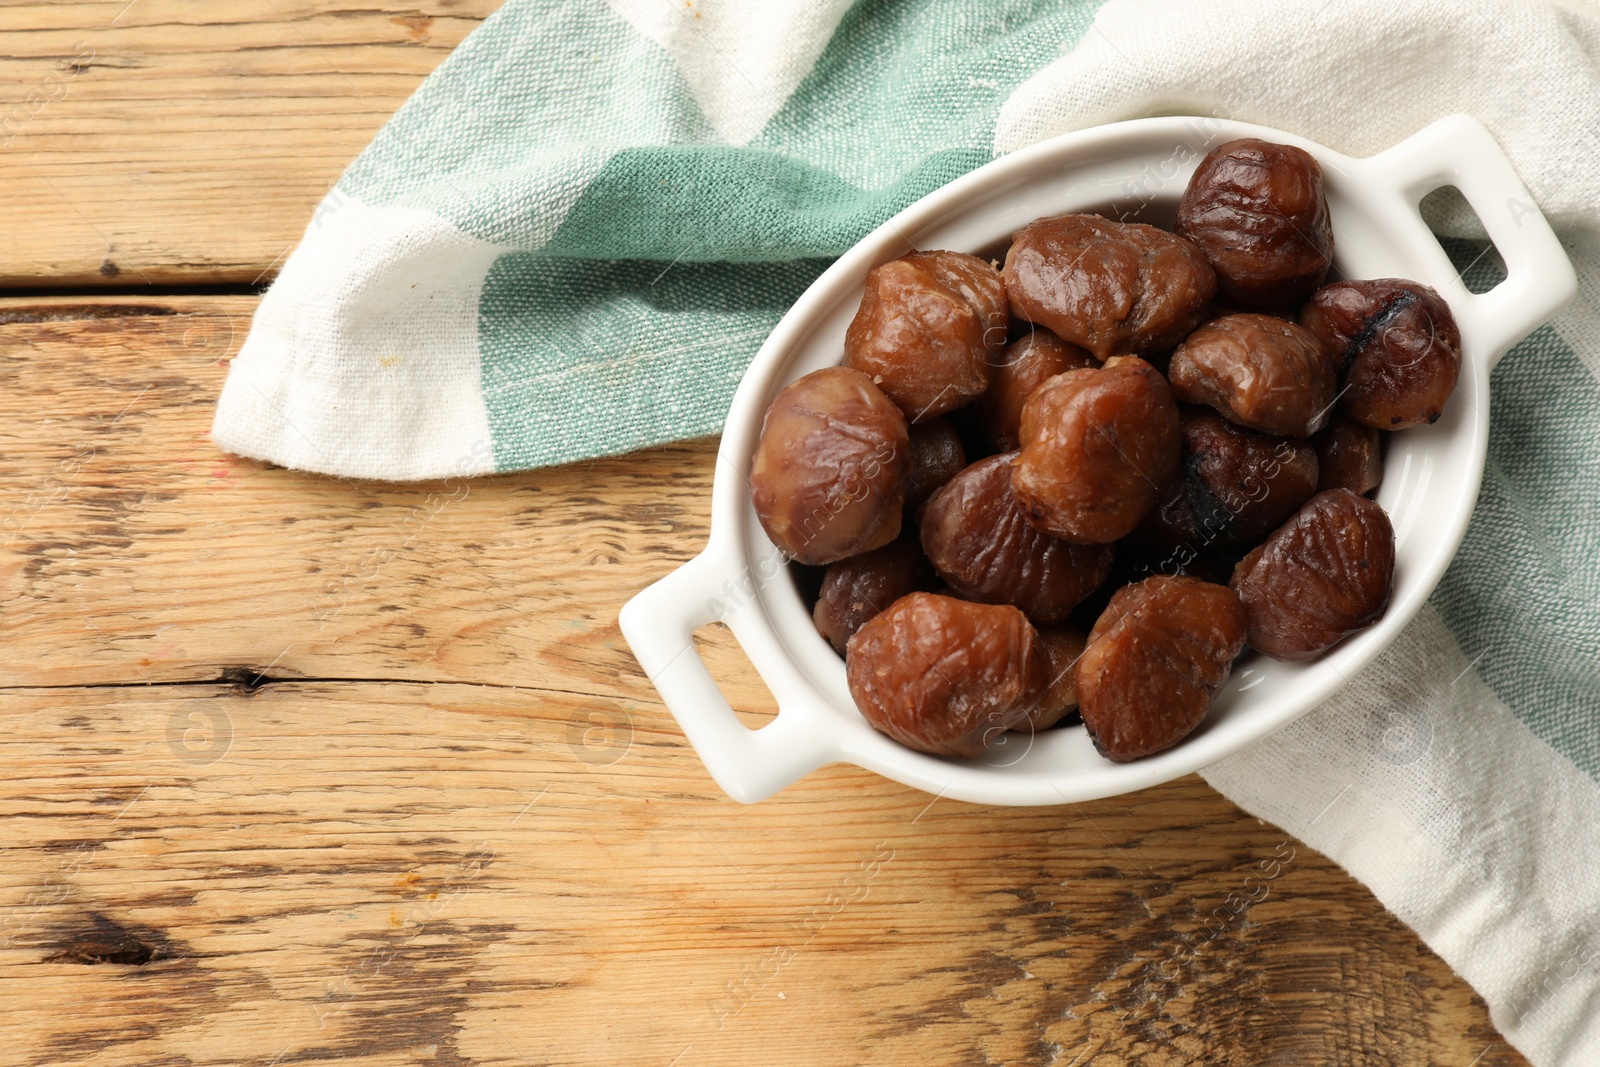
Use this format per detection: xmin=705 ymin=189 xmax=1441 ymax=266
xmin=1132 ymin=409 xmax=1319 ymax=554
xmin=1076 ymin=576 xmax=1247 ymax=762
xmin=1003 ymin=214 xmax=1216 ymax=361
xmin=1024 ymin=623 xmax=1087 ymax=731
xmin=1300 ymin=279 xmax=1462 ymax=429
xmin=1231 ymin=489 xmax=1395 ymax=661
xmin=845 ymin=250 xmax=1007 ymax=421
xmin=846 ymin=593 xmax=1045 ymax=758
xmin=1315 ymin=417 xmax=1383 ymax=495
xmin=904 ymin=418 xmax=967 ymax=512
xmin=1176 ymin=138 xmax=1333 ymax=307
xmin=974 ymin=328 xmax=1097 ymax=451
xmin=1169 ymin=313 xmax=1338 ymax=437
xmin=920 ymin=453 xmax=1115 ymax=623
xmin=813 ymin=536 xmax=936 ymax=655
xmin=1159 ymin=408 xmax=1319 ymax=547
xmin=1013 ymin=356 xmax=1182 ymax=544
xmin=750 ymin=366 xmax=909 ymax=566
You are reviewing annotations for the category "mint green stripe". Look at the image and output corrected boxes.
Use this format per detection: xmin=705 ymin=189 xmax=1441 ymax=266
xmin=755 ymin=0 xmax=1106 ymax=186
xmin=477 ymin=255 xmax=830 ymax=471
xmin=1432 ymin=238 xmax=1600 ymax=781
xmin=338 ymin=0 xmax=714 ymax=248
xmin=538 ymin=146 xmax=989 ymax=262
xmin=470 ymin=0 xmax=1109 ymax=472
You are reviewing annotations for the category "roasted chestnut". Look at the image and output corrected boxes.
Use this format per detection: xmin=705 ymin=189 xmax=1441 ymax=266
xmin=1012 ymin=356 xmax=1182 ymax=544
xmin=1176 ymin=137 xmax=1333 ymax=307
xmin=1168 ymin=313 xmax=1338 ymax=437
xmin=1003 ymin=213 xmax=1215 ymax=361
xmin=1024 ymin=623 xmax=1088 ymax=731
xmin=973 ymin=328 xmax=1097 ymax=452
xmin=813 ymin=535 xmax=935 ymax=654
xmin=750 ymin=366 xmax=909 ymax=565
xmin=846 ymin=593 xmax=1045 ymax=758
xmin=1230 ymin=488 xmax=1395 ymax=661
xmin=1076 ymin=576 xmax=1247 ymax=761
xmin=920 ymin=453 xmax=1113 ymax=623
xmin=1300 ymin=278 xmax=1462 ymax=429
xmin=845 ymin=250 xmax=1007 ymax=421
xmin=904 ymin=418 xmax=968 ymax=512
xmin=1314 ymin=417 xmax=1383 ymax=495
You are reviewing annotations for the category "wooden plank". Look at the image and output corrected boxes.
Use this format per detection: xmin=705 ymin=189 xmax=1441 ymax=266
xmin=0 ymin=682 xmax=1527 ymax=1067
xmin=0 ymin=295 xmax=712 ymax=694
xmin=0 ymin=295 xmax=1529 ymax=1064
xmin=0 ymin=0 xmax=503 ymax=287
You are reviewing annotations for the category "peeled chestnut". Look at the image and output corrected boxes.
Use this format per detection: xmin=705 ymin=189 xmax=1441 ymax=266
xmin=1012 ymin=356 xmax=1182 ymax=544
xmin=1176 ymin=137 xmax=1333 ymax=307
xmin=813 ymin=535 xmax=935 ymax=654
xmin=846 ymin=593 xmax=1045 ymax=758
xmin=749 ymin=366 xmax=909 ymax=566
xmin=1003 ymin=214 xmax=1216 ymax=361
xmin=1167 ymin=408 xmax=1319 ymax=548
xmin=1300 ymin=278 xmax=1462 ymax=429
xmin=1230 ymin=488 xmax=1395 ymax=661
xmin=1024 ymin=623 xmax=1087 ymax=731
xmin=1134 ymin=408 xmax=1321 ymax=555
xmin=904 ymin=418 xmax=967 ymax=512
xmin=1169 ymin=313 xmax=1338 ymax=437
xmin=845 ymin=250 xmax=1007 ymax=421
xmin=973 ymin=328 xmax=1097 ymax=452
xmin=1076 ymin=576 xmax=1247 ymax=762
xmin=1315 ymin=417 xmax=1383 ymax=495
xmin=920 ymin=453 xmax=1114 ymax=623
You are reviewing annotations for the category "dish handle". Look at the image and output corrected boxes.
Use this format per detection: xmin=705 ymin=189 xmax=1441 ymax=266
xmin=1363 ymin=113 xmax=1577 ymax=368
xmin=619 ymin=549 xmax=840 ymax=803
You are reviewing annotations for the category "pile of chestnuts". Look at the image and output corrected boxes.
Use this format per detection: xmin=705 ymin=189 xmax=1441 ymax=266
xmin=749 ymin=137 xmax=1461 ymax=764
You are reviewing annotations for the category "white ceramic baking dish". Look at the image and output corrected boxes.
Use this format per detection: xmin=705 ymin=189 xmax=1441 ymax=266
xmin=619 ymin=113 xmax=1577 ymax=806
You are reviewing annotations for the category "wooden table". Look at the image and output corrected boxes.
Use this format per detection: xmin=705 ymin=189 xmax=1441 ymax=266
xmin=0 ymin=4 xmax=1529 ymax=1064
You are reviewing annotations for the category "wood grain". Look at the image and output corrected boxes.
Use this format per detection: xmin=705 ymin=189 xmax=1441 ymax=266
xmin=1 ymin=682 xmax=1524 ymax=1067
xmin=0 ymin=0 xmax=503 ymax=288
xmin=0 ymin=295 xmax=699 ymax=694
xmin=0 ymin=297 xmax=1531 ymax=1066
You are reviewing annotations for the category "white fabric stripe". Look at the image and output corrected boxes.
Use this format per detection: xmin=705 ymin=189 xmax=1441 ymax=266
xmin=213 ymin=197 xmax=503 ymax=481
xmin=604 ymin=0 xmax=855 ymax=146
xmin=1203 ymin=605 xmax=1600 ymax=1067
xmin=994 ymin=0 xmax=1600 ymax=234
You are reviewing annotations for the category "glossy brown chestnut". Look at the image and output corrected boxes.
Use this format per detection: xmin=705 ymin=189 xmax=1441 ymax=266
xmin=1314 ymin=417 xmax=1384 ymax=495
xmin=1002 ymin=214 xmax=1216 ymax=361
xmin=1076 ymin=576 xmax=1247 ymax=762
xmin=1012 ymin=356 xmax=1182 ymax=544
xmin=973 ymin=328 xmax=1097 ymax=451
xmin=904 ymin=418 xmax=968 ymax=512
xmin=1230 ymin=488 xmax=1395 ymax=661
xmin=1177 ymin=408 xmax=1319 ymax=546
xmin=846 ymin=593 xmax=1045 ymax=758
xmin=845 ymin=250 xmax=1007 ymax=421
xmin=1176 ymin=137 xmax=1333 ymax=306
xmin=1024 ymin=623 xmax=1087 ymax=731
xmin=920 ymin=453 xmax=1114 ymax=623
xmin=812 ymin=535 xmax=936 ymax=655
xmin=1169 ymin=313 xmax=1338 ymax=437
xmin=749 ymin=366 xmax=909 ymax=566
xmin=1300 ymin=278 xmax=1462 ymax=429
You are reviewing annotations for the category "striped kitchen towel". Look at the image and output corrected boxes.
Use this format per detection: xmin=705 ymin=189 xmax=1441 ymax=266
xmin=212 ymin=2 xmax=1600 ymax=1063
